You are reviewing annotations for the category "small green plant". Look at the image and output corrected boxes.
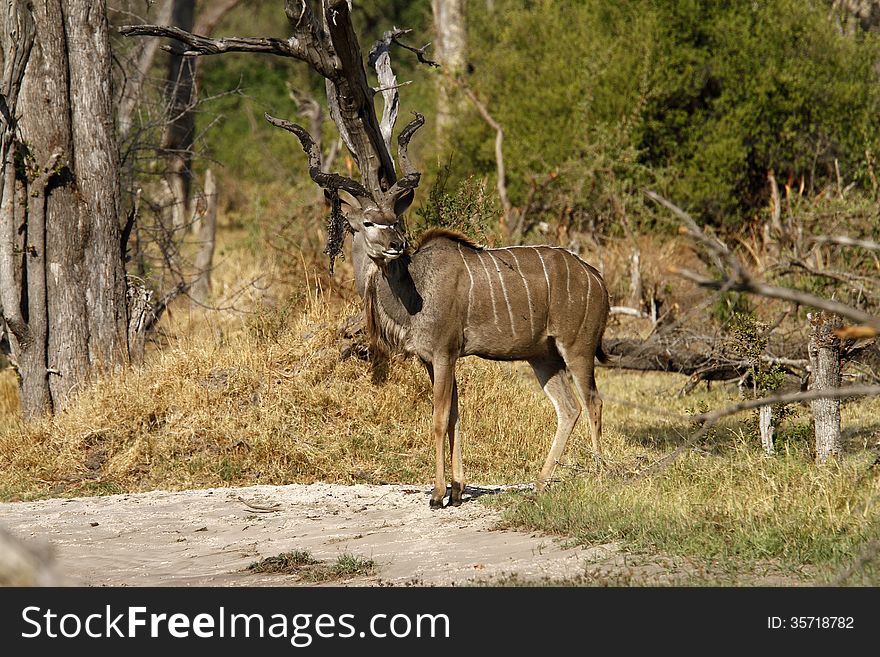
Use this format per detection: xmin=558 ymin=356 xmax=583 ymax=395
xmin=329 ymin=553 xmax=376 ymax=578
xmin=726 ymin=312 xmax=795 ymax=446
xmin=414 ymin=159 xmax=498 ymax=244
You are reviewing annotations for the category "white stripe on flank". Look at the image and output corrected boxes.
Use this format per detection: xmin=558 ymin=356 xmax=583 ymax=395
xmin=563 ymin=253 xmax=572 ymax=301
xmin=505 ymin=248 xmax=535 ymax=334
xmin=475 ymin=250 xmax=501 ymax=329
xmin=487 ymin=251 xmax=517 ymax=335
xmin=533 ymin=247 xmax=551 ymax=308
xmin=457 ymin=243 xmax=475 ymax=325
xmin=573 ymin=257 xmax=593 ymax=334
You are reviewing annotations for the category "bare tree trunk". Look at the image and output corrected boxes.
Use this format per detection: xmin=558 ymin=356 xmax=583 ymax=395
xmin=163 ymin=0 xmax=196 ymax=234
xmin=116 ymin=0 xmax=175 ymax=139
xmin=759 ymin=405 xmax=775 ymax=455
xmin=809 ymin=312 xmax=843 ymax=463
xmin=2 ymin=0 xmax=130 ymax=418
xmin=191 ymin=168 xmax=217 ymax=306
xmin=629 ymin=248 xmax=642 ymax=309
xmin=431 ymin=0 xmax=466 ymax=142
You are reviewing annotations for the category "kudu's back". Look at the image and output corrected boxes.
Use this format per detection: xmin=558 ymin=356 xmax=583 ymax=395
xmin=407 ymin=232 xmax=610 ymax=363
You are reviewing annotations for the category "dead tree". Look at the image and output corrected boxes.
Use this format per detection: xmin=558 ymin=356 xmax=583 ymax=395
xmin=191 ymin=168 xmax=218 ymax=305
xmin=2 ymin=0 xmax=135 ymax=418
xmin=120 ymin=1 xmax=430 ymax=296
xmin=809 ymin=311 xmax=843 ymax=462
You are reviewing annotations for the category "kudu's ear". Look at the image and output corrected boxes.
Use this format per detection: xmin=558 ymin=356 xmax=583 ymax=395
xmin=393 ymin=189 xmax=415 ymax=218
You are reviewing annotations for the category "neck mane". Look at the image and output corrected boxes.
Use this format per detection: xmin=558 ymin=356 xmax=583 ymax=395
xmin=413 ymin=227 xmax=483 ymax=253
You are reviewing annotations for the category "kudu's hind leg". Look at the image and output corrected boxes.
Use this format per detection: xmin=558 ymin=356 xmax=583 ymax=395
xmin=565 ymin=355 xmax=603 ymax=455
xmin=530 ymin=356 xmax=581 ymax=492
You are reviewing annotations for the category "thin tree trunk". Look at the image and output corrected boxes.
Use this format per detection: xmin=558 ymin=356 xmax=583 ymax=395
xmin=759 ymin=405 xmax=775 ymax=455
xmin=117 ymin=0 xmax=175 ymax=139
xmin=191 ymin=168 xmax=217 ymax=306
xmin=431 ymin=0 xmax=466 ymax=141
xmin=163 ymin=0 xmax=196 ymax=233
xmin=809 ymin=312 xmax=843 ymax=463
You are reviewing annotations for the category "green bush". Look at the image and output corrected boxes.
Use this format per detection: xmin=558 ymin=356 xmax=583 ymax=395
xmin=456 ymin=0 xmax=880 ymax=232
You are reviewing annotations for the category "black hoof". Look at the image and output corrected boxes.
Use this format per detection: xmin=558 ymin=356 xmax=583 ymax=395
xmin=450 ymin=482 xmax=464 ymax=506
xmin=429 ymin=498 xmax=444 ymax=509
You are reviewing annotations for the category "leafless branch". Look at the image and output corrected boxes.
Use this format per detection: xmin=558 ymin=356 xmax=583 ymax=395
xmin=116 ymin=23 xmax=335 ymax=75
xmin=388 ymin=30 xmax=438 ymax=67
xmin=116 ymin=0 xmax=174 ymax=138
xmin=812 ymin=235 xmax=880 ymax=251
xmin=647 ymin=190 xmax=880 ymax=335
xmin=671 ymin=266 xmax=880 ymax=333
xmin=385 ymin=112 xmax=425 ymax=201
xmin=459 ymin=83 xmax=513 ymax=233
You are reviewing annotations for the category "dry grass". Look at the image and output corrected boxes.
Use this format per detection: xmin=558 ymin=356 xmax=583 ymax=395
xmin=0 ymin=369 xmax=18 ymax=417
xmin=0 ymin=282 xmax=574 ymax=499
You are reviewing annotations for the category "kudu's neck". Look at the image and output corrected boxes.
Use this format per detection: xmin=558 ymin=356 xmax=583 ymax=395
xmin=355 ymin=235 xmax=423 ymax=355
xmin=352 ymin=231 xmax=371 ymax=299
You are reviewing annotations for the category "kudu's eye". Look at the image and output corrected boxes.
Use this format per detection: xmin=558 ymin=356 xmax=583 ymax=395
xmin=362 ymin=220 xmax=374 ymax=228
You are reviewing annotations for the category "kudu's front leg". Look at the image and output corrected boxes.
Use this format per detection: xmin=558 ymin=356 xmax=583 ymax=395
xmin=428 ymin=357 xmax=457 ymax=508
xmin=448 ymin=378 xmax=464 ymax=506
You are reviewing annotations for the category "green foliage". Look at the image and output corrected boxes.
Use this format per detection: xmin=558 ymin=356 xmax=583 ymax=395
xmin=458 ymin=0 xmax=880 ymax=230
xmin=709 ymin=292 xmax=752 ymax=326
xmin=413 ymin=159 xmax=498 ymax=243
xmin=246 ymin=550 xmax=375 ymax=581
xmin=728 ymin=311 xmax=768 ymax=368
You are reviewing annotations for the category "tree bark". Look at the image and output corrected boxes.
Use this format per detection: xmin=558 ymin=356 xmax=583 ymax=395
xmin=2 ymin=0 xmax=130 ymax=417
xmin=759 ymin=404 xmax=775 ymax=455
xmin=431 ymin=0 xmax=466 ymax=141
xmin=809 ymin=312 xmax=843 ymax=463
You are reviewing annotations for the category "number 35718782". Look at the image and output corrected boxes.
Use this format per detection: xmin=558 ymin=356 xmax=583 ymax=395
xmin=768 ymin=617 xmax=854 ymax=629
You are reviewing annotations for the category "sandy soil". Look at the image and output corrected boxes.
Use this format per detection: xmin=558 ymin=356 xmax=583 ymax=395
xmin=0 ymin=482 xmax=629 ymax=587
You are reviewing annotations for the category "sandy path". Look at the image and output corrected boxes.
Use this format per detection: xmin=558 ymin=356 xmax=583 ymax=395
xmin=0 ymin=483 xmax=619 ymax=586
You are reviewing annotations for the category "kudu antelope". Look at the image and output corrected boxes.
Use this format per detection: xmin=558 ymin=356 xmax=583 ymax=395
xmin=268 ymin=113 xmax=610 ymax=508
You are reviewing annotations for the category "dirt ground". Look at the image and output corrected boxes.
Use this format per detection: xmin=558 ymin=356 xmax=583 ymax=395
xmin=1 ymin=481 xmax=819 ymax=587
xmin=0 ymin=482 xmax=628 ymax=586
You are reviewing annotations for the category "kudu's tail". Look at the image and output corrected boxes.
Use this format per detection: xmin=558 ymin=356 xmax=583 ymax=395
xmin=595 ymin=296 xmax=610 ymax=363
